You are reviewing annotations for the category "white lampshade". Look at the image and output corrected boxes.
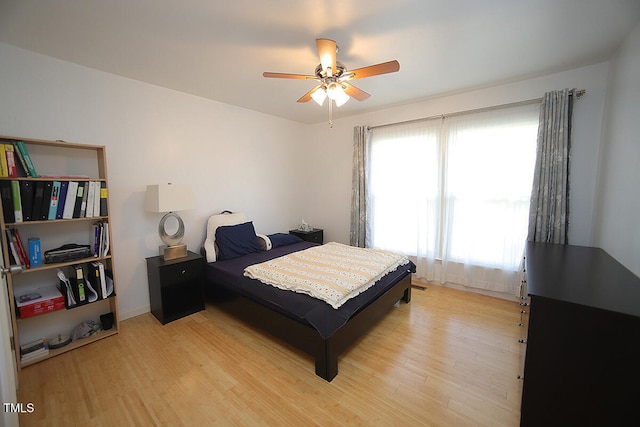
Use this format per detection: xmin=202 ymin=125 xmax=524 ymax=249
xmin=145 ymin=183 xmax=195 ymax=260
xmin=145 ymin=184 xmax=195 ymax=213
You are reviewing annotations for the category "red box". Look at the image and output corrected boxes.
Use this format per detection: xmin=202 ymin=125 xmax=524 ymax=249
xmin=15 ymin=286 xmax=65 ymax=319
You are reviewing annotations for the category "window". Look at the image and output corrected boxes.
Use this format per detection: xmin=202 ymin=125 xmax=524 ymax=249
xmin=367 ymin=103 xmax=539 ymax=293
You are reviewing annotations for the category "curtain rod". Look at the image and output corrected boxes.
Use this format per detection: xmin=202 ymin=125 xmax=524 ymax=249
xmin=368 ymin=89 xmax=585 ymax=131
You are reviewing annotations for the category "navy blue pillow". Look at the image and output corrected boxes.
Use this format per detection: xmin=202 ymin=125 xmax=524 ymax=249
xmin=267 ymin=233 xmax=303 ymax=248
xmin=215 ymin=222 xmax=260 ymax=260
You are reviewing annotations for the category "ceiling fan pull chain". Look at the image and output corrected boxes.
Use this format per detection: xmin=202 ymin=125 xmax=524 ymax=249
xmin=328 ymin=99 xmax=333 ymax=128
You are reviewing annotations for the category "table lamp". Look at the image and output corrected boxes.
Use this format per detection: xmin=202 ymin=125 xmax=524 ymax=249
xmin=145 ymin=183 xmax=195 ymax=260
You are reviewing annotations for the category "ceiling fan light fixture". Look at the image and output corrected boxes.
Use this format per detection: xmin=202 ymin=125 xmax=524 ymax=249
xmin=326 ymin=82 xmax=350 ymax=106
xmin=311 ymin=88 xmax=327 ymax=106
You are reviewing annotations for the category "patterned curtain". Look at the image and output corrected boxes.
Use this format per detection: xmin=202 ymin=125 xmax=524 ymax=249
xmin=350 ymin=126 xmax=369 ymax=247
xmin=527 ymin=89 xmax=573 ymax=243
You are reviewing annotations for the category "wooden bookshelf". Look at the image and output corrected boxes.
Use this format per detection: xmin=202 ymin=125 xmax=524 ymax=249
xmin=0 ymin=135 xmax=119 ymax=369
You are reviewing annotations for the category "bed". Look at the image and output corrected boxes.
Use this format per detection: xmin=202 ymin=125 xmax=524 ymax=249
xmin=202 ymin=212 xmax=415 ymax=381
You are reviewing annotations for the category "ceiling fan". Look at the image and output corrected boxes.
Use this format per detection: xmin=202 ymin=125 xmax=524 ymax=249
xmin=263 ymin=38 xmax=400 ymax=125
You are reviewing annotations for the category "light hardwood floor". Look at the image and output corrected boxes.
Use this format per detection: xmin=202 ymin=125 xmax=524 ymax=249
xmin=17 ymin=284 xmax=524 ymax=426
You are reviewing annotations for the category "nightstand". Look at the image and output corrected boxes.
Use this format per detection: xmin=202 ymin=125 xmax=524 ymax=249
xmin=146 ymin=251 xmax=205 ymax=325
xmin=289 ymin=228 xmax=324 ymax=244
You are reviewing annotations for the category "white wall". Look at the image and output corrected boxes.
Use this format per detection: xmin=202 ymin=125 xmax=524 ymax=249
xmin=301 ymin=62 xmax=611 ymax=249
xmin=1 ymin=29 xmax=636 ymax=319
xmin=593 ymin=21 xmax=640 ymax=277
xmin=0 ymin=42 xmax=308 ymax=319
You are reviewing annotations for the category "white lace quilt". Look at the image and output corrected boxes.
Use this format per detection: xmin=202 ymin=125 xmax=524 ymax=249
xmin=244 ymin=242 xmax=410 ymax=309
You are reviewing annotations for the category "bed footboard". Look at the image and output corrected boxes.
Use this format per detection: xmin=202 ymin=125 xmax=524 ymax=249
xmin=317 ymin=272 xmax=412 ymax=381
xmin=209 ymin=271 xmax=412 ymax=382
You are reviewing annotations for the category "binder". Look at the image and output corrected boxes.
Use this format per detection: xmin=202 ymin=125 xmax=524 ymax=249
xmin=93 ymin=181 xmax=100 ymax=217
xmin=10 ymin=180 xmax=23 ymax=222
xmin=90 ymin=261 xmax=108 ymax=299
xmin=72 ymin=182 xmax=86 ymax=218
xmin=55 ymin=181 xmax=69 ymax=219
xmin=62 ymin=181 xmax=78 ymax=219
xmin=39 ymin=181 xmax=53 ymax=220
xmin=47 ymin=181 xmax=61 ymax=220
xmin=85 ymin=181 xmax=96 ymax=217
xmin=79 ymin=181 xmax=89 ymax=217
xmin=73 ymin=264 xmax=87 ymax=304
xmin=31 ymin=181 xmax=45 ymax=221
xmin=99 ymin=182 xmax=108 ymax=216
xmin=0 ymin=180 xmax=15 ymax=223
xmin=19 ymin=180 xmax=35 ymax=221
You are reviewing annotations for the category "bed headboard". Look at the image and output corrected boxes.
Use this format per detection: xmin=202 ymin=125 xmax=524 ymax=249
xmin=203 ymin=211 xmax=248 ymax=262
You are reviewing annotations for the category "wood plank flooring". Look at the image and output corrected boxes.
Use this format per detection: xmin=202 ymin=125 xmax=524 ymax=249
xmin=17 ymin=284 xmax=524 ymax=426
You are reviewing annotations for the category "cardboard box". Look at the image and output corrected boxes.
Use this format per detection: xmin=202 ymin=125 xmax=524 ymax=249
xmin=15 ymin=285 xmax=65 ymax=319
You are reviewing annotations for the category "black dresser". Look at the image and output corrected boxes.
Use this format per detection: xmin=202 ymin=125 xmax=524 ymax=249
xmin=521 ymin=242 xmax=640 ymax=426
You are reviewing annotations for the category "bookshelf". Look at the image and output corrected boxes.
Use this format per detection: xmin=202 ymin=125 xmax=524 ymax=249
xmin=0 ymin=135 xmax=119 ymax=368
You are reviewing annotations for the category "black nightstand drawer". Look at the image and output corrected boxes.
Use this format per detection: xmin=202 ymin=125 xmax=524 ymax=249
xmin=159 ymin=260 xmax=202 ymax=287
xmin=289 ymin=228 xmax=323 ymax=244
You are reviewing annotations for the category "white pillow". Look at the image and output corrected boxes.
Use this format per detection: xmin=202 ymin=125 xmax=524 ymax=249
xmin=204 ymin=212 xmax=247 ymax=262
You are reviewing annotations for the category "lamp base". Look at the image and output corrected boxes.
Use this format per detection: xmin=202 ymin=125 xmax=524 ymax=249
xmin=160 ymin=244 xmax=187 ymax=261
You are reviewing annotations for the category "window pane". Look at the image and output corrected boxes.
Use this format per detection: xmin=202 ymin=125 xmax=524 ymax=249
xmin=369 ymin=120 xmax=440 ymax=256
xmin=444 ymin=106 xmax=539 ymax=269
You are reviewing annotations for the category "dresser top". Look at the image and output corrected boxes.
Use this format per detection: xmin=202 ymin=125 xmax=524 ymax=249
xmin=526 ymin=241 xmax=640 ymax=318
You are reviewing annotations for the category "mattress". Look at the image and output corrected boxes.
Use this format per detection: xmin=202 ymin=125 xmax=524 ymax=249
xmin=205 ymin=241 xmax=416 ymax=339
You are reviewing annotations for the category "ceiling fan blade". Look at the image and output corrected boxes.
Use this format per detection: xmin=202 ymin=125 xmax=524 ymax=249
xmin=343 ymin=82 xmax=370 ymax=101
xmin=297 ymin=85 xmax=323 ymax=103
xmin=316 ymin=38 xmax=337 ymax=75
xmin=346 ymin=60 xmax=400 ymax=80
xmin=263 ymin=72 xmax=316 ymax=80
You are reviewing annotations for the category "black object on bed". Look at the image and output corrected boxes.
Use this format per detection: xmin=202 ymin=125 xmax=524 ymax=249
xmin=204 ymin=240 xmax=415 ymax=381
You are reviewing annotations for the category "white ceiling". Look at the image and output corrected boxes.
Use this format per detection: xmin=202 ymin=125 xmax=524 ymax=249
xmin=1 ymin=0 xmax=639 ymax=124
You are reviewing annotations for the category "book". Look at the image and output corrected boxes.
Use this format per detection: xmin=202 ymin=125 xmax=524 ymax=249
xmin=4 ymin=144 xmax=17 ymax=177
xmin=20 ymin=338 xmax=49 ymax=359
xmin=55 ymin=181 xmax=69 ymax=219
xmin=10 ymin=180 xmax=23 ymax=222
xmin=0 ymin=180 xmax=15 ymax=223
xmin=19 ymin=180 xmax=35 ymax=221
xmin=5 ymin=229 xmax=22 ymax=266
xmin=47 ymin=181 xmax=61 ymax=220
xmin=0 ymin=144 xmax=8 ymax=177
xmin=21 ymin=346 xmax=49 ymax=363
xmin=12 ymin=228 xmax=30 ymax=269
xmin=90 ymin=221 xmax=110 ymax=257
xmin=62 ymin=181 xmax=78 ymax=219
xmin=99 ymin=181 xmax=108 ymax=216
xmin=28 ymin=237 xmax=42 ymax=267
xmin=14 ymin=140 xmax=38 ymax=178
xmin=12 ymin=141 xmax=30 ymax=177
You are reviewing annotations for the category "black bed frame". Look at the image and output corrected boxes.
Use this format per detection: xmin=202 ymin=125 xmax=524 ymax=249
xmin=208 ymin=273 xmax=412 ymax=382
